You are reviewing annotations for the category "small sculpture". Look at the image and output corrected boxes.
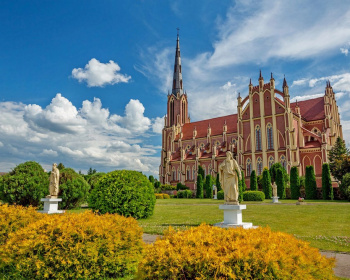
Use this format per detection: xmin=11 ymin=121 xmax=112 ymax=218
xmin=272 ymin=182 xmax=278 ymax=198
xmin=48 ymin=163 xmax=60 ymax=198
xmin=218 ymin=151 xmax=242 ymax=205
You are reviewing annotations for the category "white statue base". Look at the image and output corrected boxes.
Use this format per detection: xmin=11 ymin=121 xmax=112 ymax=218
xmin=272 ymin=197 xmax=280 ymax=203
xmin=214 ymin=204 xmax=253 ymax=229
xmin=214 ymin=194 xmax=217 ymax=199
xmin=38 ymin=198 xmax=65 ymax=214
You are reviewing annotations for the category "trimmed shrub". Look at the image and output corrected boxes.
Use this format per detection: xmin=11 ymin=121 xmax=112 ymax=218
xmin=262 ymin=167 xmax=272 ymax=199
xmin=217 ymin=190 xmax=224 ymax=200
xmin=198 ymin=166 xmax=205 ymax=180
xmin=89 ymin=170 xmax=156 ymax=219
xmin=196 ymin=174 xmax=204 ymax=198
xmin=1 ymin=211 xmax=144 ymax=280
xmin=276 ymin=168 xmax=286 ymax=199
xmin=162 ymin=193 xmax=170 ymax=199
xmin=216 ymin=173 xmax=222 ymax=192
xmin=177 ymin=190 xmax=192 ymax=198
xmin=160 ymin=184 xmax=176 ymax=191
xmin=305 ymin=166 xmax=317 ymax=199
xmin=137 ymin=224 xmax=334 ymax=280
xmin=250 ymin=170 xmax=258 ymax=191
xmin=290 ymin=166 xmax=300 ymax=199
xmin=340 ymin=173 xmax=350 ymax=201
xmin=322 ymin=163 xmax=333 ymax=200
xmin=0 ymin=203 xmax=43 ymax=245
xmin=176 ymin=182 xmax=189 ymax=190
xmin=204 ymin=175 xmax=213 ymax=198
xmin=155 ymin=193 xmax=164 ymax=199
xmin=0 ymin=161 xmax=49 ymax=207
xmin=86 ymin=172 xmax=105 ymax=190
xmin=59 ymin=168 xmax=90 ymax=209
xmin=241 ymin=170 xmax=247 ymax=192
xmin=243 ymin=191 xmax=265 ymax=201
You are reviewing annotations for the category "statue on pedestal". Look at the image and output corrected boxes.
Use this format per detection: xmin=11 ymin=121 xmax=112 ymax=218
xmin=272 ymin=182 xmax=277 ymax=198
xmin=48 ymin=163 xmax=60 ymax=198
xmin=219 ymin=151 xmax=242 ymax=205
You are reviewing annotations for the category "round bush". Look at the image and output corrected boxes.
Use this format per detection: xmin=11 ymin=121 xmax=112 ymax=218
xmin=155 ymin=193 xmax=164 ymax=199
xmin=162 ymin=193 xmax=170 ymax=199
xmin=177 ymin=190 xmax=192 ymax=198
xmin=137 ymin=224 xmax=335 ymax=279
xmin=0 ymin=161 xmax=49 ymax=207
xmin=243 ymin=190 xmax=265 ymax=201
xmin=1 ymin=211 xmax=144 ymax=279
xmin=86 ymin=172 xmax=105 ymax=190
xmin=59 ymin=168 xmax=90 ymax=209
xmin=217 ymin=190 xmax=224 ymax=200
xmin=89 ymin=170 xmax=156 ymax=219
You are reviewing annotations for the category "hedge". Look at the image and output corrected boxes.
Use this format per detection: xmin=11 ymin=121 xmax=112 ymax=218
xmin=217 ymin=190 xmax=224 ymax=200
xmin=177 ymin=190 xmax=193 ymax=198
xmin=243 ymin=191 xmax=265 ymax=201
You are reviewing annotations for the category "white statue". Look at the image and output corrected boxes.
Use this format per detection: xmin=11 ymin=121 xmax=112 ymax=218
xmin=272 ymin=182 xmax=278 ymax=198
xmin=219 ymin=151 xmax=242 ymax=205
xmin=48 ymin=163 xmax=60 ymax=198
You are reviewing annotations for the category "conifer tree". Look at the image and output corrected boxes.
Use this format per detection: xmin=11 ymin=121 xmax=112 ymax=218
xmin=305 ymin=166 xmax=317 ymax=199
xmin=262 ymin=167 xmax=272 ymax=199
xmin=198 ymin=166 xmax=205 ymax=181
xmin=216 ymin=173 xmax=222 ymax=192
xmin=276 ymin=168 xmax=286 ymax=199
xmin=290 ymin=166 xmax=300 ymax=199
xmin=204 ymin=175 xmax=213 ymax=199
xmin=196 ymin=174 xmax=204 ymax=198
xmin=241 ymin=170 xmax=247 ymax=192
xmin=250 ymin=170 xmax=257 ymax=191
xmin=322 ymin=163 xmax=333 ymax=200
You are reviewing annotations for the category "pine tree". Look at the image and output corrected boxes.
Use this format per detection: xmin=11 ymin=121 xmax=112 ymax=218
xmin=196 ymin=174 xmax=204 ymax=198
xmin=305 ymin=166 xmax=317 ymax=199
xmin=57 ymin=163 xmax=65 ymax=171
xmin=329 ymin=136 xmax=349 ymax=181
xmin=262 ymin=167 xmax=272 ymax=199
xmin=241 ymin=170 xmax=247 ymax=192
xmin=204 ymin=175 xmax=213 ymax=199
xmin=250 ymin=170 xmax=257 ymax=191
xmin=276 ymin=168 xmax=286 ymax=199
xmin=322 ymin=163 xmax=333 ymax=200
xmin=290 ymin=166 xmax=300 ymax=199
xmin=216 ymin=173 xmax=221 ymax=192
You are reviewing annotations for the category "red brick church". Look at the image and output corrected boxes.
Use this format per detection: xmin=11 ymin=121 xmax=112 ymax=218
xmin=159 ymin=34 xmax=343 ymax=189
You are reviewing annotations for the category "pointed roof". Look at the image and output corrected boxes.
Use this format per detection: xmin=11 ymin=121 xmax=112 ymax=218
xmin=283 ymin=75 xmax=288 ymax=88
xmin=172 ymin=30 xmax=183 ymax=95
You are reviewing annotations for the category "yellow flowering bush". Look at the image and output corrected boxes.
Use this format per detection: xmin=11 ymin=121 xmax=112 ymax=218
xmin=138 ymin=224 xmax=335 ymax=279
xmin=162 ymin=193 xmax=170 ymax=199
xmin=1 ymin=211 xmax=144 ymax=279
xmin=155 ymin=193 xmax=164 ymax=199
xmin=0 ymin=203 xmax=42 ymax=245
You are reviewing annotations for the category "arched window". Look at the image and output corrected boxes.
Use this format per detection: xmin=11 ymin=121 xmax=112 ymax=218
xmin=255 ymin=125 xmax=262 ymax=151
xmin=186 ymin=167 xmax=190 ymax=181
xmin=192 ymin=166 xmax=195 ymax=180
xmin=182 ymin=100 xmax=186 ymax=124
xmin=280 ymin=155 xmax=286 ymax=169
xmin=267 ymin=123 xmax=274 ymax=150
xmin=246 ymin=158 xmax=252 ymax=176
xmin=268 ymin=156 xmax=274 ymax=169
xmin=257 ymin=157 xmax=263 ymax=175
xmin=169 ymin=99 xmax=175 ymax=126
xmin=178 ymin=169 xmax=181 ymax=182
xmin=172 ymin=167 xmax=176 ymax=181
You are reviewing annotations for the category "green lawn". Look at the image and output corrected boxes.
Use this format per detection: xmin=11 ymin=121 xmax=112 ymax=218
xmin=138 ymin=199 xmax=350 ymax=253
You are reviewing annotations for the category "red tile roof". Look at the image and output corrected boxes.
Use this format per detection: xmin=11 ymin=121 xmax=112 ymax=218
xmin=290 ymin=97 xmax=324 ymax=121
xmin=181 ymin=114 xmax=237 ymax=140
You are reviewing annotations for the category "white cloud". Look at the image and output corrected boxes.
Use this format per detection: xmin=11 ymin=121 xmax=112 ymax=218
xmin=290 ymin=93 xmax=324 ymax=103
xmin=221 ymin=81 xmax=235 ymax=90
xmin=152 ymin=117 xmax=164 ymax=134
xmin=0 ymin=142 xmax=3 ymax=147
xmin=340 ymin=48 xmax=349 ymax=56
xmin=41 ymin=149 xmax=58 ymax=157
xmin=72 ymin=58 xmax=131 ymax=87
xmin=292 ymin=79 xmax=308 ymax=87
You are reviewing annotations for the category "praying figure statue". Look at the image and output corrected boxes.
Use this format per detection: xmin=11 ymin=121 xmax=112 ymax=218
xmin=219 ymin=151 xmax=242 ymax=205
xmin=48 ymin=163 xmax=60 ymax=198
xmin=272 ymin=182 xmax=278 ymax=198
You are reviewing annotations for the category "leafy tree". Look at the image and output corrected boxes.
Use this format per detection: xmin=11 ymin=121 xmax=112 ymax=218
xmin=204 ymin=175 xmax=213 ymax=199
xmin=322 ymin=163 xmax=333 ymax=200
xmin=241 ymin=170 xmax=247 ymax=192
xmin=250 ymin=170 xmax=257 ymax=191
xmin=149 ymin=175 xmax=155 ymax=185
xmin=57 ymin=163 xmax=65 ymax=171
xmin=216 ymin=173 xmax=222 ymax=192
xmin=0 ymin=161 xmax=49 ymax=207
xmin=329 ymin=136 xmax=349 ymax=181
xmin=154 ymin=181 xmax=161 ymax=190
xmin=176 ymin=182 xmax=189 ymax=190
xmin=276 ymin=168 xmax=286 ymax=199
xmin=198 ymin=166 xmax=205 ymax=181
xmin=340 ymin=173 xmax=350 ymax=201
xmin=290 ymin=166 xmax=300 ymax=199
xmin=87 ymin=167 xmax=97 ymax=175
xmin=262 ymin=167 xmax=272 ymax=199
xmin=305 ymin=166 xmax=317 ymax=199
xmin=196 ymin=174 xmax=204 ymax=198
xmin=86 ymin=172 xmax=105 ymax=190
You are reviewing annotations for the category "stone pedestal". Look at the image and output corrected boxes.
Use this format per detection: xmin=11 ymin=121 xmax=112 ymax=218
xmin=214 ymin=204 xmax=253 ymax=229
xmin=272 ymin=196 xmax=280 ymax=203
xmin=38 ymin=198 xmax=65 ymax=214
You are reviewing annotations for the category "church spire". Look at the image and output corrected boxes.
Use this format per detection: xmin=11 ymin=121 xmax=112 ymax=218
xmin=172 ymin=29 xmax=183 ymax=95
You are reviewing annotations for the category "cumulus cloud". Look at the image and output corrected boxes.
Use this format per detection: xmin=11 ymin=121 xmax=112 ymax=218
xmin=41 ymin=149 xmax=58 ymax=157
xmin=152 ymin=117 xmax=164 ymax=134
xmin=340 ymin=48 xmax=349 ymax=56
xmin=72 ymin=58 xmax=131 ymax=87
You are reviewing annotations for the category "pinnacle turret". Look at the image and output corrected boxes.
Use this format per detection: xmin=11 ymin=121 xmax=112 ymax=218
xmin=172 ymin=30 xmax=183 ymax=95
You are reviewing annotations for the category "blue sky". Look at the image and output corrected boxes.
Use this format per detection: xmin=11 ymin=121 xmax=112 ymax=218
xmin=1 ymin=0 xmax=350 ymax=177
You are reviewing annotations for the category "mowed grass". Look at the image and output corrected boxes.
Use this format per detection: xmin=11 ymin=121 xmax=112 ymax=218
xmin=138 ymin=199 xmax=350 ymax=253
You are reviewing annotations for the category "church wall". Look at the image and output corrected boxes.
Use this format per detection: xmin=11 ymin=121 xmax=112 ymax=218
xmin=264 ymin=91 xmax=272 ymax=116
xmin=252 ymin=93 xmax=260 ymax=118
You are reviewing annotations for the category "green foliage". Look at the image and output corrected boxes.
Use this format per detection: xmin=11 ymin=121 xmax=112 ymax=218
xmin=305 ymin=166 xmax=317 ymax=199
xmin=217 ymin=190 xmax=224 ymax=200
xmin=57 ymin=163 xmax=65 ymax=170
xmin=216 ymin=173 xmax=222 ymax=192
xmin=148 ymin=175 xmax=155 ymax=185
xmin=329 ymin=136 xmax=349 ymax=181
xmin=196 ymin=174 xmax=204 ymax=199
xmin=276 ymin=168 xmax=286 ymax=199
xmin=243 ymin=191 xmax=265 ymax=201
xmin=59 ymin=168 xmax=90 ymax=209
xmin=257 ymin=174 xmax=263 ymax=190
xmin=299 ymin=176 xmax=305 ymax=188
xmin=198 ymin=166 xmax=205 ymax=181
xmin=154 ymin=181 xmax=161 ymax=190
xmin=86 ymin=172 xmax=105 ymax=190
xmin=177 ymin=190 xmax=193 ymax=198
xmin=262 ymin=168 xmax=272 ymax=199
xmin=89 ymin=170 xmax=156 ymax=219
xmin=322 ymin=163 xmax=333 ymax=200
xmin=241 ymin=170 xmax=247 ymax=192
xmin=160 ymin=184 xmax=176 ymax=190
xmin=204 ymin=175 xmax=213 ymax=199
xmin=340 ymin=173 xmax=350 ymax=201
xmin=87 ymin=167 xmax=97 ymax=175
xmin=176 ymin=182 xmax=189 ymax=190
xmin=0 ymin=161 xmax=49 ymax=207
xmin=250 ymin=170 xmax=257 ymax=191
xmin=270 ymin=162 xmax=289 ymax=184
xmin=290 ymin=166 xmax=300 ymax=199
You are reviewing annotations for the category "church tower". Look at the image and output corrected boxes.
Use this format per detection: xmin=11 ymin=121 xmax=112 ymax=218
xmin=166 ymin=31 xmax=190 ymax=127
